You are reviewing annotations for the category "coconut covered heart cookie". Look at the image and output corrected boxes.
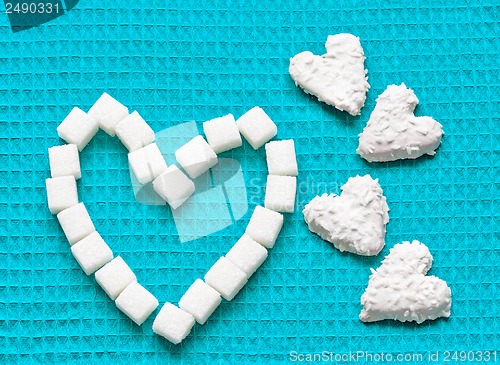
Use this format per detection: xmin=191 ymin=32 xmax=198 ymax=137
xmin=357 ymin=83 xmax=444 ymax=162
xmin=360 ymin=240 xmax=451 ymax=323
xmin=303 ymin=175 xmax=389 ymax=256
xmin=289 ymin=33 xmax=370 ymax=116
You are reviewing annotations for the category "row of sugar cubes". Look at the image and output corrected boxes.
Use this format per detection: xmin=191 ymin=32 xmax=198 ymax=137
xmin=48 ymin=189 xmax=159 ymax=325
xmin=150 ymin=105 xmax=288 ymax=209
xmin=152 ymin=110 xmax=299 ymax=344
xmin=153 ymin=205 xmax=285 ymax=344
xmin=55 ymin=203 xmax=159 ymax=325
xmin=151 ymin=106 xmax=298 ymax=212
xmin=46 ymin=93 xmax=156 ymax=214
xmin=47 ymin=93 xmax=161 ymax=326
xmin=47 ymin=92 xmax=299 ymax=341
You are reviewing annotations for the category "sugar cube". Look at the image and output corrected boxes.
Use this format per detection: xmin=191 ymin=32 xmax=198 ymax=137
xmin=175 ymin=136 xmax=218 ymax=179
xmin=46 ymin=176 xmax=78 ymax=215
xmin=153 ymin=165 xmax=195 ymax=209
xmin=128 ymin=142 xmax=168 ymax=184
xmin=236 ymin=106 xmax=277 ymax=149
xmin=57 ymin=202 xmax=96 ymax=245
xmin=115 ymin=282 xmax=159 ymax=326
xmin=88 ymin=92 xmax=129 ymax=136
xmin=265 ymin=175 xmax=297 ymax=213
xmin=153 ymin=302 xmax=195 ymax=344
xmin=204 ymin=257 xmax=248 ymax=301
xmin=202 ymin=114 xmax=242 ymax=153
xmin=245 ymin=205 xmax=283 ymax=248
xmin=95 ymin=256 xmax=137 ymax=300
xmin=179 ymin=279 xmax=222 ymax=324
xmin=48 ymin=144 xmax=81 ymax=179
xmin=265 ymin=139 xmax=298 ymax=176
xmin=57 ymin=107 xmax=99 ymax=151
xmin=226 ymin=234 xmax=268 ymax=277
xmin=115 ymin=111 xmax=155 ymax=152
xmin=70 ymin=231 xmax=113 ymax=275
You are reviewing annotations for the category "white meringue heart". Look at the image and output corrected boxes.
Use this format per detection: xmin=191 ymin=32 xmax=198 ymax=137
xmin=303 ymin=175 xmax=389 ymax=256
xmin=289 ymin=33 xmax=370 ymax=116
xmin=357 ymin=83 xmax=444 ymax=162
xmin=360 ymin=240 xmax=452 ymax=324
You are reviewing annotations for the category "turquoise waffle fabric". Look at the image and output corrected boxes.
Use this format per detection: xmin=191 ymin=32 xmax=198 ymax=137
xmin=0 ymin=0 xmax=499 ymax=363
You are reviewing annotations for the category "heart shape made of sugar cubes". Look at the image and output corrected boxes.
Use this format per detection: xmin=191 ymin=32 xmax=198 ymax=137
xmin=360 ymin=240 xmax=452 ymax=323
xmin=289 ymin=33 xmax=370 ymax=116
xmin=357 ymin=83 xmax=444 ymax=162
xmin=303 ymin=175 xmax=389 ymax=256
xmin=46 ymin=93 xmax=299 ymax=344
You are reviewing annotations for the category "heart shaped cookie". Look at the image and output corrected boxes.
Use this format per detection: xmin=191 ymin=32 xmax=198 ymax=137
xmin=303 ymin=175 xmax=389 ymax=256
xmin=289 ymin=33 xmax=370 ymax=116
xmin=357 ymin=83 xmax=444 ymax=162
xmin=360 ymin=240 xmax=452 ymax=323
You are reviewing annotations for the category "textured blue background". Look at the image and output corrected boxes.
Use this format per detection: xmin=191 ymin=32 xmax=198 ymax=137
xmin=0 ymin=0 xmax=499 ymax=364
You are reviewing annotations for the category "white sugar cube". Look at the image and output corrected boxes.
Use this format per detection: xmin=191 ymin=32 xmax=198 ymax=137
xmin=153 ymin=302 xmax=195 ymax=344
xmin=245 ymin=205 xmax=283 ymax=248
xmin=175 ymin=136 xmax=218 ymax=179
xmin=265 ymin=175 xmax=297 ymax=213
xmin=57 ymin=107 xmax=99 ymax=151
xmin=95 ymin=256 xmax=137 ymax=300
xmin=46 ymin=176 xmax=78 ymax=215
xmin=88 ymin=92 xmax=129 ymax=136
xmin=202 ymin=114 xmax=242 ymax=153
xmin=115 ymin=111 xmax=155 ymax=152
xmin=57 ymin=202 xmax=96 ymax=245
xmin=226 ymin=234 xmax=268 ymax=277
xmin=204 ymin=257 xmax=248 ymax=301
xmin=179 ymin=279 xmax=222 ymax=324
xmin=236 ymin=106 xmax=277 ymax=149
xmin=115 ymin=282 xmax=159 ymax=326
xmin=128 ymin=142 xmax=168 ymax=184
xmin=48 ymin=144 xmax=81 ymax=179
xmin=70 ymin=231 xmax=113 ymax=275
xmin=153 ymin=165 xmax=195 ymax=209
xmin=265 ymin=139 xmax=298 ymax=176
